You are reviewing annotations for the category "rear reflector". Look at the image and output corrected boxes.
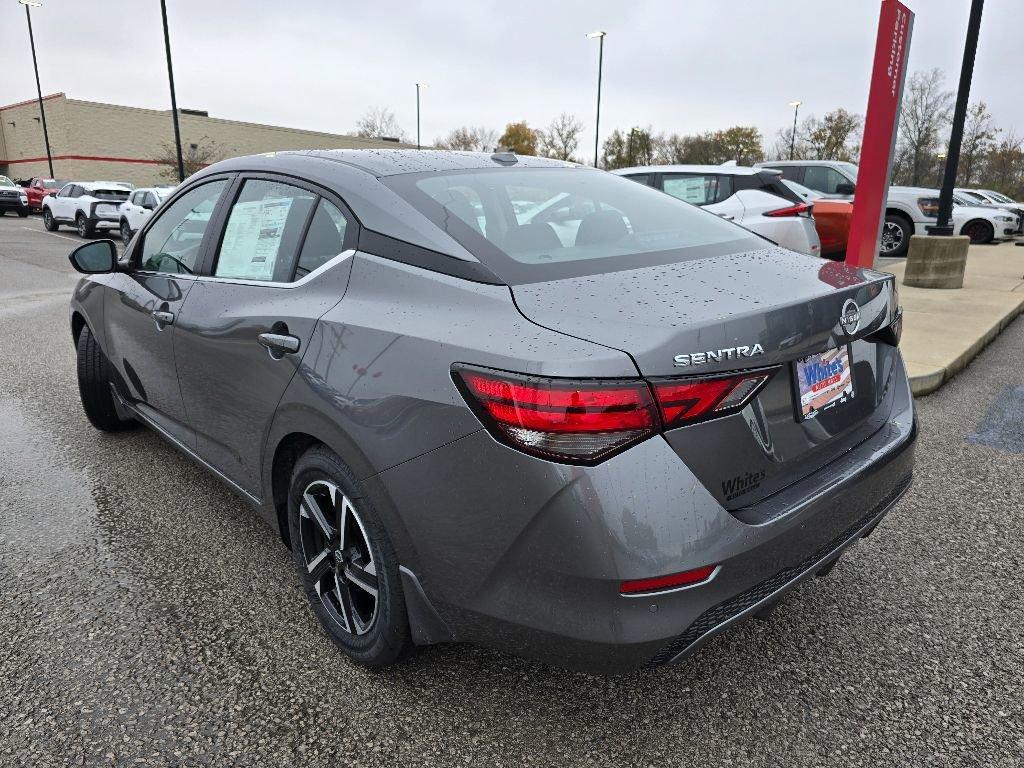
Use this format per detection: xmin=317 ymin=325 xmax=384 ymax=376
xmin=649 ymin=371 xmax=773 ymax=429
xmin=453 ymin=366 xmax=659 ymax=463
xmin=764 ymin=202 xmax=813 ymax=218
xmin=620 ymin=564 xmax=718 ymax=595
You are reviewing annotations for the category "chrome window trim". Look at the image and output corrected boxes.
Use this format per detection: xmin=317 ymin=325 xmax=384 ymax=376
xmin=192 ymin=248 xmax=356 ymax=289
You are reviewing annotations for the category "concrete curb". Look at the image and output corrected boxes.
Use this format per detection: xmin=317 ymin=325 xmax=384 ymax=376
xmin=908 ymin=295 xmax=1024 ymax=397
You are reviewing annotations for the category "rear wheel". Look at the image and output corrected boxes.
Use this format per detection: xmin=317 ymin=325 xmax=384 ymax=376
xmin=880 ymin=215 xmax=911 ymax=258
xmin=961 ymin=219 xmax=994 ymax=245
xmin=288 ymin=446 xmax=411 ymax=668
xmin=76 ymin=213 xmax=95 ymax=238
xmin=76 ymin=325 xmax=135 ymax=432
xmin=43 ymin=208 xmax=58 ymax=231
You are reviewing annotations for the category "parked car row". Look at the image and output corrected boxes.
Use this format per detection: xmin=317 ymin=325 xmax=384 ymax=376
xmin=35 ymin=180 xmax=175 ymax=241
xmin=0 ymin=175 xmax=31 ymax=217
xmin=756 ymin=160 xmax=1023 ymax=256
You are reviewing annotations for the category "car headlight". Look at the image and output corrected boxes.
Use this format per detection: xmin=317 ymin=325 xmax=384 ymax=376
xmin=996 ymin=215 xmax=1014 ymax=222
xmin=917 ymin=197 xmax=939 ymax=217
xmin=19 ymin=195 xmax=28 ymax=203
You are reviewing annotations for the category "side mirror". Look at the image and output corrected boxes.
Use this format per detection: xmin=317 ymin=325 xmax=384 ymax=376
xmin=835 ymin=182 xmax=856 ymax=196
xmin=69 ymin=240 xmax=118 ymax=274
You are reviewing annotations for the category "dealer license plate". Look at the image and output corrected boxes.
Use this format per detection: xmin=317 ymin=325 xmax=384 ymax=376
xmin=796 ymin=347 xmax=854 ymax=419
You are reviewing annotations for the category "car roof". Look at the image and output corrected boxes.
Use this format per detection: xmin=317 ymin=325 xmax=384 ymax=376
xmin=77 ymin=181 xmax=133 ymax=191
xmin=223 ymin=149 xmax=579 ymax=178
xmin=612 ymin=164 xmax=764 ymax=176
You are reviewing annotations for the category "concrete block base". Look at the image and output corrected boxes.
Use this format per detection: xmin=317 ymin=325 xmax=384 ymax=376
xmin=902 ymin=235 xmax=969 ymax=289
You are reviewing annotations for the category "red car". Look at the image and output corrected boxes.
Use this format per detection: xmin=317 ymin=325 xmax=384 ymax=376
xmin=23 ymin=178 xmax=68 ymax=212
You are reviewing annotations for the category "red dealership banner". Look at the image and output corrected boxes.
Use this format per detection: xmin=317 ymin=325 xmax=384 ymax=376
xmin=846 ymin=0 xmax=914 ymax=268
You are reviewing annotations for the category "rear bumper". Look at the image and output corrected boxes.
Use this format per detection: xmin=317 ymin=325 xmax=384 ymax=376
xmin=380 ymin=355 xmax=917 ymax=673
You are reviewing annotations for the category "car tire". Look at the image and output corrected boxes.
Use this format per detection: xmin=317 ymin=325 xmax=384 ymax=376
xmin=76 ymin=325 xmax=136 ymax=432
xmin=961 ymin=219 xmax=994 ymax=245
xmin=42 ymin=208 xmax=58 ymax=231
xmin=288 ymin=445 xmax=412 ymax=668
xmin=76 ymin=213 xmax=95 ymax=238
xmin=18 ymin=209 xmax=29 ymax=218
xmin=880 ymin=214 xmax=912 ymax=258
xmin=120 ymin=220 xmax=133 ymax=246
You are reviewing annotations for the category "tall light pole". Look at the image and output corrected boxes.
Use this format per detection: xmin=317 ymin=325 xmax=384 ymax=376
xmin=587 ymin=31 xmax=606 ymax=168
xmin=788 ymin=100 xmax=801 ymax=160
xmin=930 ymin=0 xmax=984 ymax=236
xmin=160 ymin=0 xmax=185 ymax=183
xmin=19 ymin=0 xmax=54 ymax=178
xmin=415 ymin=83 xmax=427 ymax=150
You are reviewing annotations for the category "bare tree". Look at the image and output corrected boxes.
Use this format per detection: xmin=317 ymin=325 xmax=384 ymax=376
xmin=979 ymin=130 xmax=1024 ymax=199
xmin=155 ymin=136 xmax=223 ymax=183
xmin=538 ymin=113 xmax=585 ymax=161
xmin=894 ymin=69 xmax=953 ymax=186
xmin=435 ymin=126 xmax=499 ymax=152
xmin=958 ymin=102 xmax=999 ymax=186
xmin=355 ymin=107 xmax=408 ymax=141
xmin=802 ymin=109 xmax=862 ymax=161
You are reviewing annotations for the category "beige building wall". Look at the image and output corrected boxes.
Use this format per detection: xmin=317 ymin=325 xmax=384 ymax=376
xmin=1 ymin=93 xmax=415 ymax=186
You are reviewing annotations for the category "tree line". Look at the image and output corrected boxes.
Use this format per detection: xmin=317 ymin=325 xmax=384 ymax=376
xmin=352 ymin=67 xmax=1023 ymax=199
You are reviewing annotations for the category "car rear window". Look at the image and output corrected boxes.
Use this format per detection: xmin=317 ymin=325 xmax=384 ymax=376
xmin=93 ymin=189 xmax=131 ymax=201
xmin=384 ymin=167 xmax=762 ymax=284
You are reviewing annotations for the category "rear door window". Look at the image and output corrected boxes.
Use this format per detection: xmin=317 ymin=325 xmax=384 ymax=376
xmin=295 ymin=199 xmax=350 ymax=278
xmin=662 ymin=174 xmax=733 ymax=206
xmin=214 ymin=179 xmax=317 ymax=282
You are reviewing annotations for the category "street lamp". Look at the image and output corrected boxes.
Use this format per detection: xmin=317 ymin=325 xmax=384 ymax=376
xmin=19 ymin=0 xmax=54 ymax=178
xmin=935 ymin=151 xmax=947 ymax=188
xmin=415 ymin=83 xmax=427 ymax=150
xmin=587 ymin=31 xmax=606 ymax=168
xmin=787 ymin=100 xmax=801 ymax=160
xmin=159 ymin=0 xmax=185 ymax=183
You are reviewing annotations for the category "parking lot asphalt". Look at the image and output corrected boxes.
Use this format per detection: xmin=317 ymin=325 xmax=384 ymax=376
xmin=1 ymin=213 xmax=1022 ymax=767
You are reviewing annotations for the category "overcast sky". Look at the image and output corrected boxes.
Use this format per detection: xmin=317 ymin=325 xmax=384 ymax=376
xmin=1 ymin=0 xmax=1021 ymax=156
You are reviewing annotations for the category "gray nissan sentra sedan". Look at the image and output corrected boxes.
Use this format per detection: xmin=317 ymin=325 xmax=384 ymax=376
xmin=66 ymin=149 xmax=915 ymax=673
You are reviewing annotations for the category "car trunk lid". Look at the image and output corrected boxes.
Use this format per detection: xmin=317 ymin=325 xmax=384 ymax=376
xmin=510 ymin=246 xmax=901 ymax=509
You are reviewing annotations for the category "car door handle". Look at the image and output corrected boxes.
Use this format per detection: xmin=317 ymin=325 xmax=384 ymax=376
xmin=151 ymin=310 xmax=175 ymax=327
xmin=719 ymin=214 xmax=736 ymax=221
xmin=258 ymin=332 xmax=300 ymax=358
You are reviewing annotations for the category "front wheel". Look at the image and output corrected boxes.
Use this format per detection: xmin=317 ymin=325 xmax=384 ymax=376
xmin=961 ymin=219 xmax=994 ymax=245
xmin=288 ymin=446 xmax=412 ymax=668
xmin=880 ymin=215 xmax=912 ymax=258
xmin=120 ymin=220 xmax=133 ymax=246
xmin=76 ymin=325 xmax=135 ymax=432
xmin=42 ymin=208 xmax=58 ymax=231
xmin=17 ymin=209 xmax=29 ymax=218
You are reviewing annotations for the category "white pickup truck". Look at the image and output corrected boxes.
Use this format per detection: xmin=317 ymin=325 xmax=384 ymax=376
xmin=756 ymin=160 xmax=1020 ymax=256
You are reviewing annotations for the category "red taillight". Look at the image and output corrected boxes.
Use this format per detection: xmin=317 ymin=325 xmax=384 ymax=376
xmin=765 ymin=202 xmax=812 ymax=218
xmin=650 ymin=371 xmax=772 ymax=429
xmin=454 ymin=366 xmax=660 ymax=463
xmin=454 ymin=365 xmax=777 ymax=464
xmin=620 ymin=564 xmax=718 ymax=595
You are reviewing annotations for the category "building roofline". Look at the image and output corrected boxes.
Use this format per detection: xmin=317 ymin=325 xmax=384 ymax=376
xmin=0 ymin=92 xmax=66 ymax=111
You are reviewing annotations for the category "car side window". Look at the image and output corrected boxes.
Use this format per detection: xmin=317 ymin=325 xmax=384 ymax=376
xmin=803 ymin=166 xmax=849 ymax=194
xmin=295 ymin=199 xmax=350 ymax=279
xmin=623 ymin=174 xmax=651 ymax=186
xmin=130 ymin=192 xmax=142 ymax=206
xmin=144 ymin=192 xmax=158 ymax=209
xmin=69 ymin=186 xmax=83 ymax=199
xmin=139 ymin=180 xmax=228 ymax=275
xmin=214 ymin=179 xmax=316 ymax=282
xmin=57 ymin=185 xmax=71 ymax=198
xmin=662 ymin=174 xmax=722 ymax=206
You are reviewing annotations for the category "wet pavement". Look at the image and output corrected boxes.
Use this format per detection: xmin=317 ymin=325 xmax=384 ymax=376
xmin=1 ymin=213 xmax=1022 ymax=767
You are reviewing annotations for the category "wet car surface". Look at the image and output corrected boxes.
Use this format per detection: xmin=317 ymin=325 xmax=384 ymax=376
xmin=1 ymin=214 xmax=1022 ymax=766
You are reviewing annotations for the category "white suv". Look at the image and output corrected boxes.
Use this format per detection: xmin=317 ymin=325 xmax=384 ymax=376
xmin=613 ymin=165 xmax=821 ymax=256
xmin=118 ymin=186 xmax=176 ymax=244
xmin=43 ymin=182 xmax=133 ymax=238
xmin=758 ymin=160 xmax=1019 ymax=255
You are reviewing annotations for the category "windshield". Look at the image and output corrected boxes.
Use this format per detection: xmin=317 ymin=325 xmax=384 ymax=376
xmin=957 ymin=190 xmax=987 ymax=204
xmin=385 ymin=167 xmax=762 ymax=284
xmin=836 ymin=162 xmax=858 ymax=180
xmin=0 ymin=176 xmax=16 ymax=188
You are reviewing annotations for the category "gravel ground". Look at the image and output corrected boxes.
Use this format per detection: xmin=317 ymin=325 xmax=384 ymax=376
xmin=1 ymin=214 xmax=1021 ymax=767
